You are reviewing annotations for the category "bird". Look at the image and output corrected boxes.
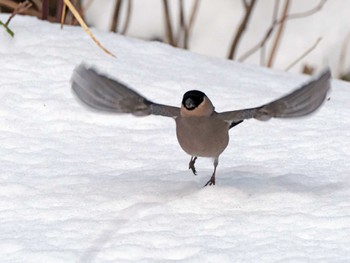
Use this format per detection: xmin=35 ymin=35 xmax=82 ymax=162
xmin=71 ymin=64 xmax=331 ymax=186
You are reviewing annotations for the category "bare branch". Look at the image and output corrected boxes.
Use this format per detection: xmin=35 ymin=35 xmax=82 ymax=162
xmin=242 ymin=0 xmax=249 ymax=10
xmin=56 ymin=0 xmax=65 ymax=23
xmin=285 ymin=37 xmax=322 ymax=71
xmin=188 ymin=0 xmax=200 ymax=35
xmin=162 ymin=0 xmax=176 ymax=46
xmin=121 ymin=0 xmax=132 ymax=35
xmin=227 ymin=0 xmax=257 ymax=60
xmin=287 ymin=0 xmax=327 ymax=20
xmin=4 ymin=0 xmax=32 ymax=26
xmin=177 ymin=0 xmax=189 ymax=48
xmin=239 ymin=0 xmax=327 ymax=63
xmin=267 ymin=0 xmax=290 ymax=67
xmin=42 ymin=0 xmax=49 ymax=20
xmin=110 ymin=0 xmax=122 ymax=32
xmin=31 ymin=0 xmax=42 ymax=11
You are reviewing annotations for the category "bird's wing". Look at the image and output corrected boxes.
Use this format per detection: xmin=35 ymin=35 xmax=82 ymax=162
xmin=217 ymin=69 xmax=331 ymax=124
xmin=71 ymin=64 xmax=180 ymax=118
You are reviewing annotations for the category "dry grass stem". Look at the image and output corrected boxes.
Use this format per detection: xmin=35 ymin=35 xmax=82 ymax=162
xmin=62 ymin=0 xmax=116 ymax=57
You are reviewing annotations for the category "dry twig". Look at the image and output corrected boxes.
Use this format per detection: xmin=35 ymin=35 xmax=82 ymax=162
xmin=239 ymin=0 xmax=327 ymax=63
xmin=177 ymin=0 xmax=189 ymax=48
xmin=285 ymin=37 xmax=322 ymax=71
xmin=41 ymin=0 xmax=49 ymax=20
xmin=2 ymin=0 xmax=32 ymax=26
xmin=162 ymin=0 xmax=175 ymax=46
xmin=188 ymin=0 xmax=200 ymax=36
xmin=228 ymin=0 xmax=257 ymax=60
xmin=121 ymin=0 xmax=132 ymax=35
xmin=267 ymin=0 xmax=290 ymax=67
xmin=110 ymin=0 xmax=122 ymax=33
xmin=0 ymin=0 xmax=32 ymax=37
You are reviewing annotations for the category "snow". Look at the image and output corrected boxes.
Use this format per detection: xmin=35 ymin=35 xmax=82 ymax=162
xmin=1 ymin=15 xmax=350 ymax=262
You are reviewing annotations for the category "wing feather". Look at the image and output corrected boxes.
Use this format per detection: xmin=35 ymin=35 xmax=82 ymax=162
xmin=218 ymin=69 xmax=331 ymax=124
xmin=71 ymin=64 xmax=180 ymax=118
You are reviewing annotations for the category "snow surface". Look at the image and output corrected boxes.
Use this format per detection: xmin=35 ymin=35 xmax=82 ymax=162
xmin=1 ymin=15 xmax=350 ymax=263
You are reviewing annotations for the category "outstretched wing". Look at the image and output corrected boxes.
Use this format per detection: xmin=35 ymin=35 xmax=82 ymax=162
xmin=71 ymin=64 xmax=180 ymax=118
xmin=218 ymin=69 xmax=331 ymax=124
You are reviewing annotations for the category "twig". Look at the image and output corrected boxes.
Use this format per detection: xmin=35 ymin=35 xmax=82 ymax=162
xmin=4 ymin=0 xmax=32 ymax=26
xmin=42 ymin=0 xmax=49 ymax=20
xmin=70 ymin=0 xmax=82 ymax=25
xmin=284 ymin=37 xmax=322 ymax=71
xmin=267 ymin=0 xmax=290 ymax=67
xmin=227 ymin=0 xmax=257 ymax=60
xmin=61 ymin=1 xmax=67 ymax=28
xmin=121 ymin=0 xmax=132 ymax=35
xmin=239 ymin=0 xmax=327 ymax=63
xmin=242 ymin=0 xmax=249 ymax=9
xmin=31 ymin=0 xmax=42 ymax=11
xmin=0 ymin=0 xmax=45 ymax=19
xmin=188 ymin=0 xmax=200 ymax=36
xmin=110 ymin=0 xmax=122 ymax=33
xmin=287 ymin=0 xmax=327 ymax=20
xmin=260 ymin=0 xmax=279 ymax=66
xmin=178 ymin=0 xmax=189 ymax=48
xmin=162 ymin=0 xmax=175 ymax=46
xmin=0 ymin=0 xmax=32 ymax=37
xmin=56 ymin=0 xmax=64 ymax=22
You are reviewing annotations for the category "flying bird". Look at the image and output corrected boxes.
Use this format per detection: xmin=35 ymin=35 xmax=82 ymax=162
xmin=71 ymin=65 xmax=331 ymax=186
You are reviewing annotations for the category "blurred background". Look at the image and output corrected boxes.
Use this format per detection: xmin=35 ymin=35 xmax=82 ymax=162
xmin=1 ymin=0 xmax=349 ymax=80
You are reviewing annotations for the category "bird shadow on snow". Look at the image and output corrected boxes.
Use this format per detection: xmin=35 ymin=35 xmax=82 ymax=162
xmin=217 ymin=168 xmax=345 ymax=196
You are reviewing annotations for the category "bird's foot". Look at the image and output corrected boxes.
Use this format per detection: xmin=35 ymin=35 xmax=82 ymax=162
xmin=203 ymin=174 xmax=215 ymax=187
xmin=188 ymin=156 xmax=197 ymax=175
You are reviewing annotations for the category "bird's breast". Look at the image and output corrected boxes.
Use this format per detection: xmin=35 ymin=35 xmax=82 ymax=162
xmin=175 ymin=116 xmax=230 ymax=158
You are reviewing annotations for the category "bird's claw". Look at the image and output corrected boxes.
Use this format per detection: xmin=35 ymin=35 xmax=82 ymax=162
xmin=188 ymin=156 xmax=197 ymax=176
xmin=203 ymin=174 xmax=216 ymax=187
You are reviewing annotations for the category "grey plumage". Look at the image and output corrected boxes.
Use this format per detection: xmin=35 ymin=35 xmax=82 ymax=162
xmin=218 ymin=69 xmax=331 ymax=124
xmin=72 ymin=65 xmax=179 ymax=118
xmin=71 ymin=64 xmax=331 ymax=186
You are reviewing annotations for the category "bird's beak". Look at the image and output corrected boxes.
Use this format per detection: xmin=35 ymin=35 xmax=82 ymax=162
xmin=185 ymin=98 xmax=195 ymax=109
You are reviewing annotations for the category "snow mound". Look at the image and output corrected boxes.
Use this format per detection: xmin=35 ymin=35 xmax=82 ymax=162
xmin=1 ymin=15 xmax=350 ymax=262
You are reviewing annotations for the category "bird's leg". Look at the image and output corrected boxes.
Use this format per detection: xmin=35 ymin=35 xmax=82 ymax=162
xmin=188 ymin=156 xmax=198 ymax=175
xmin=204 ymin=158 xmax=218 ymax=187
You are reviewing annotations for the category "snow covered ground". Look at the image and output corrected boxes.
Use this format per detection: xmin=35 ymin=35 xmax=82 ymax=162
xmin=1 ymin=15 xmax=350 ymax=262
